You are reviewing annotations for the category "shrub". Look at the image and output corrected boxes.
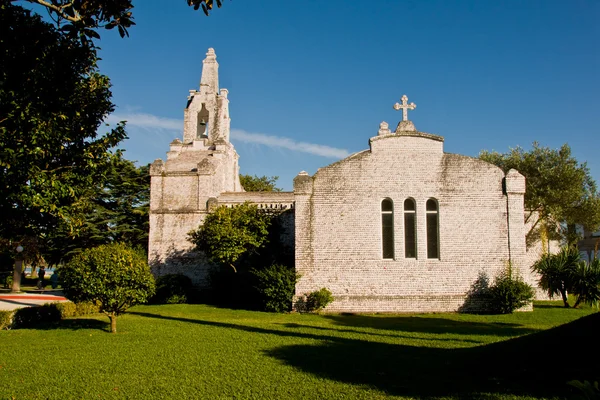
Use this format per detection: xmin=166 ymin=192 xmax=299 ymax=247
xmin=55 ymin=301 xmax=100 ymax=318
xmin=296 ymin=288 xmax=334 ymax=313
xmin=3 ymin=274 xmax=12 ymax=289
xmin=151 ymin=274 xmax=195 ymax=304
xmin=306 ymin=288 xmax=334 ymax=312
xmin=0 ymin=310 xmax=13 ymax=330
xmin=531 ymin=246 xmax=580 ymax=307
xmin=58 ymin=242 xmax=155 ymax=333
xmin=12 ymin=303 xmax=62 ymax=328
xmin=251 ymin=264 xmax=298 ymax=312
xmin=571 ymin=259 xmax=600 ymax=309
xmin=488 ymin=270 xmax=534 ymax=314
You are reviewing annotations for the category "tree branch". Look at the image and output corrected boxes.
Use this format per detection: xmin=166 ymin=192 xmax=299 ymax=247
xmin=30 ymin=0 xmax=82 ymax=23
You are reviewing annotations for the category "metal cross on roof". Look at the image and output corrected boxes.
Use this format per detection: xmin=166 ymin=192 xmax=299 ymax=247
xmin=393 ymin=95 xmax=416 ymax=121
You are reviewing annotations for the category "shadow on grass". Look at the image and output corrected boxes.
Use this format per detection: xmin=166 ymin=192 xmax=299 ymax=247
xmin=533 ymin=303 xmax=569 ymax=309
xmin=279 ymin=322 xmax=484 ymax=344
xmin=128 ymin=310 xmax=599 ymax=398
xmin=18 ymin=318 xmax=108 ymax=332
xmin=322 ymin=315 xmax=538 ymax=337
xmin=269 ymin=313 xmax=599 ymax=398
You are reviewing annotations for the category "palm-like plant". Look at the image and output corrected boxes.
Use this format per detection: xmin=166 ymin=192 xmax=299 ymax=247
xmin=571 ymin=259 xmax=600 ymax=308
xmin=531 ymin=246 xmax=580 ymax=307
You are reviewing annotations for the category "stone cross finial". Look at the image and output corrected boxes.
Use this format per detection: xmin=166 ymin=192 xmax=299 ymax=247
xmin=393 ymin=95 xmax=416 ymax=121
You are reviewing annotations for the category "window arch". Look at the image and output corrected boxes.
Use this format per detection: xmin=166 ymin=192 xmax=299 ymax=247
xmin=381 ymin=198 xmax=394 ymax=259
xmin=197 ymin=103 xmax=210 ymax=138
xmin=426 ymin=198 xmax=439 ymax=259
xmin=404 ymin=198 xmax=416 ymax=258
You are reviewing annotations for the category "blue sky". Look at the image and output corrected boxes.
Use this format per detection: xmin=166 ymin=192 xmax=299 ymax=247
xmin=93 ymin=0 xmax=599 ymax=191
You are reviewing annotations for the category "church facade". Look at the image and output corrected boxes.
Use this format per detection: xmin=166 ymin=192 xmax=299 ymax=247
xmin=149 ymin=49 xmax=537 ymax=312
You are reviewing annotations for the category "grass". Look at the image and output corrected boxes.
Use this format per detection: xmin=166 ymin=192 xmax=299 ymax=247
xmin=0 ymin=301 xmax=597 ymax=400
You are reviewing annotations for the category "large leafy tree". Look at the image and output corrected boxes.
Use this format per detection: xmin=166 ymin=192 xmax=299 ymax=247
xmin=16 ymin=0 xmax=222 ymax=42
xmin=239 ymin=174 xmax=282 ymax=192
xmin=0 ymin=3 xmax=127 ymax=292
xmin=43 ymin=153 xmax=150 ymax=265
xmin=480 ymin=143 xmax=600 ymax=246
xmin=0 ymin=3 xmax=126 ymax=241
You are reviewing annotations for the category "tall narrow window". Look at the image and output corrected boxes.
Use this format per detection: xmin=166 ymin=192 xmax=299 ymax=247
xmin=426 ymin=198 xmax=439 ymax=259
xmin=381 ymin=198 xmax=394 ymax=259
xmin=404 ymin=198 xmax=416 ymax=258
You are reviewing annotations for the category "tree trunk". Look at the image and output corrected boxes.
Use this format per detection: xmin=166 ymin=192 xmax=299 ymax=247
xmin=573 ymin=297 xmax=581 ymax=308
xmin=109 ymin=313 xmax=117 ymax=333
xmin=560 ymin=289 xmax=570 ymax=308
xmin=11 ymin=259 xmax=22 ymax=293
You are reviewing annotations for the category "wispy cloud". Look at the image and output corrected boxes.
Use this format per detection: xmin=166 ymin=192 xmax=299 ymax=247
xmin=106 ymin=113 xmax=182 ymax=131
xmin=106 ymin=112 xmax=349 ymax=159
xmin=231 ymin=129 xmax=349 ymax=159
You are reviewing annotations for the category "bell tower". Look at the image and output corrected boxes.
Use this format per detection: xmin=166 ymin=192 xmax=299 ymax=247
xmin=183 ymin=48 xmax=230 ymax=144
xmin=149 ymin=48 xmax=242 ymax=284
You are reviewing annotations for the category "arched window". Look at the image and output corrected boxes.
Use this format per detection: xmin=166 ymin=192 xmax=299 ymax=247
xmin=197 ymin=103 xmax=209 ymax=138
xmin=426 ymin=198 xmax=439 ymax=259
xmin=404 ymin=198 xmax=416 ymax=258
xmin=381 ymin=198 xmax=394 ymax=259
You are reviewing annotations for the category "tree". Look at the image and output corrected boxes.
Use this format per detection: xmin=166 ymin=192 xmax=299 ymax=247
xmin=188 ymin=203 xmax=272 ymax=272
xmin=0 ymin=4 xmax=126 ymax=263
xmin=17 ymin=0 xmax=223 ymax=42
xmin=42 ymin=153 xmax=150 ymax=265
xmin=480 ymin=143 xmax=600 ymax=246
xmin=531 ymin=246 xmax=581 ymax=307
xmin=570 ymin=258 xmax=600 ymax=308
xmin=239 ymin=175 xmax=282 ymax=192
xmin=58 ymin=242 xmax=155 ymax=333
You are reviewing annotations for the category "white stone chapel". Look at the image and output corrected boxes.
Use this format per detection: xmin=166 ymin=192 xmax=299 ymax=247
xmin=149 ymin=49 xmax=537 ymax=312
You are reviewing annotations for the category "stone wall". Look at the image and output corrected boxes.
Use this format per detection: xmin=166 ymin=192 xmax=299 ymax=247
xmin=294 ymin=130 xmax=527 ymax=313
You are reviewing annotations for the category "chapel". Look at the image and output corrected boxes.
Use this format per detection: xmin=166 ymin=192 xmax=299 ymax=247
xmin=149 ymin=48 xmax=538 ymax=312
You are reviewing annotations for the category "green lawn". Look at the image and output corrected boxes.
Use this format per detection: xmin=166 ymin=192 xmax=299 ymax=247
xmin=0 ymin=302 xmax=597 ymax=399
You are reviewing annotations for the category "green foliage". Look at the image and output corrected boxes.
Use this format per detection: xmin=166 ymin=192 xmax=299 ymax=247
xmin=531 ymin=246 xmax=581 ymax=307
xmin=296 ymin=288 xmax=335 ymax=312
xmin=306 ymin=288 xmax=334 ymax=312
xmin=239 ymin=174 xmax=282 ymax=192
xmin=251 ymin=264 xmax=298 ymax=313
xmin=488 ymin=270 xmax=535 ymax=314
xmin=21 ymin=0 xmax=221 ymax=44
xmin=0 ymin=3 xmax=126 ymax=243
xmin=3 ymin=274 xmax=13 ymax=289
xmin=0 ymin=310 xmax=13 ymax=330
xmin=12 ymin=304 xmax=62 ymax=328
xmin=55 ymin=301 xmax=100 ymax=318
xmin=44 ymin=154 xmax=150 ymax=264
xmin=188 ymin=0 xmax=223 ymax=16
xmin=58 ymin=242 xmax=155 ymax=332
xmin=571 ymin=259 xmax=600 ymax=309
xmin=1 ymin=301 xmax=100 ymax=330
xmin=480 ymin=143 xmax=600 ymax=245
xmin=568 ymin=380 xmax=600 ymax=400
xmin=188 ymin=203 xmax=273 ymax=271
xmin=152 ymin=274 xmax=195 ymax=304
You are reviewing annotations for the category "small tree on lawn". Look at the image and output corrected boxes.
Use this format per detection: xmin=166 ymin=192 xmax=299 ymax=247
xmin=531 ymin=246 xmax=580 ymax=307
xmin=58 ymin=242 xmax=155 ymax=333
xmin=188 ymin=203 xmax=273 ymax=272
xmin=571 ymin=258 xmax=600 ymax=309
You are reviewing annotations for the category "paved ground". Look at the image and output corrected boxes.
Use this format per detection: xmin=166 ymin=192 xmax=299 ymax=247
xmin=0 ymin=291 xmax=68 ymax=311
